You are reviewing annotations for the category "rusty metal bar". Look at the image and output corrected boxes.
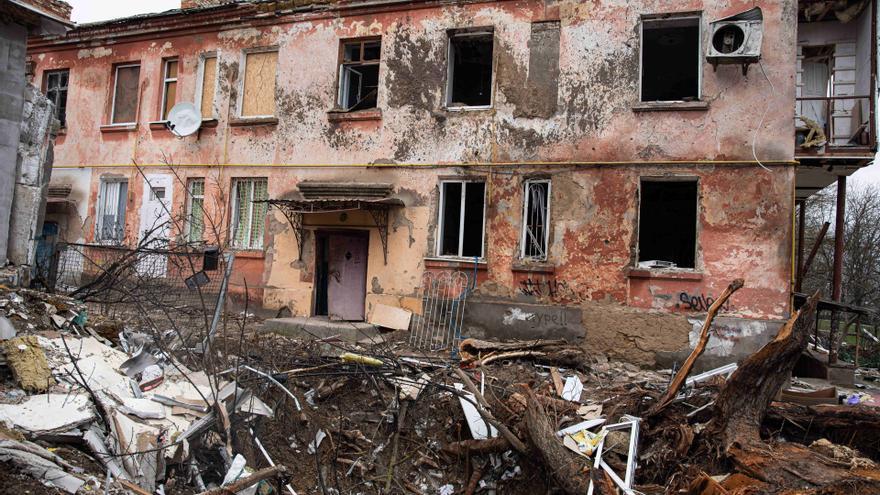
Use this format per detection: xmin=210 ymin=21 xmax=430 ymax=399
xmin=800 ymin=221 xmax=830 ymax=282
xmin=832 ymin=176 xmax=846 ymax=302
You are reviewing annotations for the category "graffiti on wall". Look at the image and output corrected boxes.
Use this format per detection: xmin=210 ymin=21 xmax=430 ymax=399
xmin=518 ymin=276 xmax=586 ymax=301
xmin=678 ymin=291 xmax=732 ymax=312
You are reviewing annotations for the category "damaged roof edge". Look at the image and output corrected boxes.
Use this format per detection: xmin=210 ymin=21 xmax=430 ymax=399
xmin=27 ymin=0 xmax=511 ymax=47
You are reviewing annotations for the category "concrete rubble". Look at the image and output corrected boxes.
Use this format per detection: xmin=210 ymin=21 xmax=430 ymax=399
xmin=0 ymin=285 xmax=879 ymax=494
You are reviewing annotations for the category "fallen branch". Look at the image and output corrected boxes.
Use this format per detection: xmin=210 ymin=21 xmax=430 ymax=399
xmin=648 ymin=279 xmax=744 ymax=415
xmin=453 ymin=368 xmax=528 ymax=453
xmin=198 ymin=465 xmax=288 ymax=495
xmin=442 ymin=437 xmax=512 ymax=456
xmin=524 ymin=389 xmax=590 ymax=494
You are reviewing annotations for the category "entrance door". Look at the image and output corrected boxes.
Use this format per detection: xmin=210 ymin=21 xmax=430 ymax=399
xmin=326 ymin=233 xmax=368 ymax=321
xmin=137 ymin=174 xmax=173 ymax=277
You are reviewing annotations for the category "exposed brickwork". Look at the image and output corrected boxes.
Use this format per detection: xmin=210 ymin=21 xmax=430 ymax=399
xmin=18 ymin=0 xmax=71 ymax=20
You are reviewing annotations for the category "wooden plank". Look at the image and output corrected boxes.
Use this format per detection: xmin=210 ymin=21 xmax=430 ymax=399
xmin=369 ymin=303 xmax=412 ymax=331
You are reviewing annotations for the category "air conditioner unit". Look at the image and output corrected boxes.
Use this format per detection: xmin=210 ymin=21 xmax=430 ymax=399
xmin=706 ymin=7 xmax=763 ymax=74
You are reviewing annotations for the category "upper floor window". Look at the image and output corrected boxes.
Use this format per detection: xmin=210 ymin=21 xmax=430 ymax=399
xmin=111 ymin=63 xmax=141 ymax=124
xmin=96 ymin=179 xmax=128 ymax=243
xmin=240 ymin=49 xmax=278 ymax=118
xmin=446 ymin=29 xmax=494 ymax=109
xmin=231 ymin=178 xmax=268 ymax=250
xmin=640 ymin=16 xmax=701 ymax=102
xmin=637 ymin=179 xmax=698 ymax=269
xmin=44 ymin=69 xmax=69 ymax=127
xmin=521 ymin=180 xmax=551 ymax=261
xmin=437 ymin=180 xmax=486 ymax=258
xmin=196 ymin=54 xmax=218 ymax=119
xmin=337 ymin=38 xmax=381 ymax=112
xmin=160 ymin=58 xmax=178 ymax=120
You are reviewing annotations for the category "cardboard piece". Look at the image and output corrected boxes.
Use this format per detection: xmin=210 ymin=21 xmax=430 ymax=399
xmin=368 ymin=304 xmax=412 ymax=331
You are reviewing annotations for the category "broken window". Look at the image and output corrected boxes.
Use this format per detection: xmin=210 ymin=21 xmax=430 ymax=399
xmin=438 ymin=181 xmax=486 ymax=258
xmin=96 ymin=179 xmax=128 ymax=243
xmin=231 ymin=178 xmax=268 ymax=250
xmin=241 ymin=50 xmax=278 ymax=117
xmin=337 ymin=38 xmax=380 ymax=111
xmin=638 ymin=180 xmax=697 ymax=269
xmin=111 ymin=64 xmax=140 ymax=124
xmin=44 ymin=69 xmax=69 ymax=126
xmin=197 ymin=54 xmax=217 ymax=119
xmin=446 ymin=30 xmax=494 ymax=108
xmin=521 ymin=180 xmax=550 ymax=260
xmin=186 ymin=178 xmax=205 ymax=243
xmin=641 ymin=16 xmax=701 ymax=102
xmin=160 ymin=58 xmax=178 ymax=120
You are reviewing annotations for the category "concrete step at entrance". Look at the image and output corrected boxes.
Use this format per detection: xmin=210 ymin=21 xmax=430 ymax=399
xmin=259 ymin=316 xmax=383 ymax=343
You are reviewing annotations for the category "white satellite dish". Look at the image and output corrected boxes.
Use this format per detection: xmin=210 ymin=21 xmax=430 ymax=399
xmin=166 ymin=102 xmax=202 ymax=137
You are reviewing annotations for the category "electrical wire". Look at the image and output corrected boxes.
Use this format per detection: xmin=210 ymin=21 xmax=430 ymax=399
xmin=752 ymin=61 xmax=776 ymax=172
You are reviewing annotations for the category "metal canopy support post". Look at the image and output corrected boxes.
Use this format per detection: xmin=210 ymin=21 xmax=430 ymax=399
xmin=366 ymin=206 xmax=389 ymax=265
xmin=829 ymin=175 xmax=846 ymax=364
xmin=280 ymin=208 xmax=305 ymax=261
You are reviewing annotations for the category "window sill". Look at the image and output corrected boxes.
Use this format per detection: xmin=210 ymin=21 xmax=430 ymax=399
xmin=627 ymin=267 xmax=703 ymax=281
xmin=444 ymin=105 xmax=493 ymax=113
xmin=511 ymin=262 xmax=555 ymax=274
xmin=99 ymin=123 xmax=138 ymax=133
xmin=631 ymin=101 xmax=709 ymax=113
xmin=327 ymin=108 xmax=382 ymax=122
xmin=424 ymin=257 xmax=487 ymax=270
xmin=201 ymin=118 xmax=219 ymax=128
xmin=148 ymin=120 xmax=170 ymax=131
xmin=232 ymin=249 xmax=265 ymax=259
xmin=229 ymin=117 xmax=278 ymax=127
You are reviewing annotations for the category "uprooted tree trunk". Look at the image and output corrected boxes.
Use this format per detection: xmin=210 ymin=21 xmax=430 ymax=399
xmin=524 ymin=389 xmax=590 ymax=495
xmin=707 ymin=292 xmax=820 ymax=451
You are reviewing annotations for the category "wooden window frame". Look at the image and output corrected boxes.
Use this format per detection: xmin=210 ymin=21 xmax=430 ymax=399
xmin=159 ymin=58 xmax=179 ymax=121
xmin=336 ymin=37 xmax=381 ymax=112
xmin=236 ymin=47 xmax=279 ymax=119
xmin=109 ymin=62 xmax=141 ymax=125
xmin=435 ymin=179 xmax=488 ymax=260
xmin=520 ymin=179 xmax=551 ymax=261
xmin=195 ymin=52 xmax=218 ymax=120
xmin=638 ymin=13 xmax=703 ymax=103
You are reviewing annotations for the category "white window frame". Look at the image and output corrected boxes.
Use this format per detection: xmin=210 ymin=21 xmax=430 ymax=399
xmin=435 ymin=179 xmax=487 ymax=259
xmin=445 ymin=29 xmax=495 ymax=111
xmin=639 ymin=13 xmax=703 ymax=103
xmin=636 ymin=176 xmax=700 ymax=269
xmin=186 ymin=178 xmax=205 ymax=243
xmin=230 ymin=178 xmax=268 ymax=250
xmin=95 ymin=179 xmax=128 ymax=244
xmin=336 ymin=38 xmax=381 ymax=112
xmin=195 ymin=52 xmax=218 ymax=119
xmin=236 ymin=47 xmax=279 ymax=119
xmin=159 ymin=58 xmax=178 ymax=121
xmin=110 ymin=63 xmax=141 ymax=125
xmin=520 ymin=179 xmax=551 ymax=261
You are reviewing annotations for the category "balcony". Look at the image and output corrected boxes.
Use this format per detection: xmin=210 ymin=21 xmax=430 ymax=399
xmin=796 ymin=95 xmax=876 ymax=157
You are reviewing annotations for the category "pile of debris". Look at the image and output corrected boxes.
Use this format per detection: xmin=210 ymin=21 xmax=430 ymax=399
xmin=1 ymin=280 xmax=880 ymax=494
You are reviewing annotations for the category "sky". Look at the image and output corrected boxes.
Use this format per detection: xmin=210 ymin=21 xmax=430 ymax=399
xmin=67 ymin=0 xmax=180 ymax=24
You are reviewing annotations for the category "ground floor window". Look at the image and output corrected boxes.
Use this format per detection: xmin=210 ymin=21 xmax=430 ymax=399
xmin=521 ymin=179 xmax=550 ymax=260
xmin=96 ymin=179 xmax=128 ymax=243
xmin=438 ymin=180 xmax=486 ymax=258
xmin=231 ymin=178 xmax=268 ymax=249
xmin=186 ymin=178 xmax=205 ymax=243
xmin=638 ymin=179 xmax=698 ymax=269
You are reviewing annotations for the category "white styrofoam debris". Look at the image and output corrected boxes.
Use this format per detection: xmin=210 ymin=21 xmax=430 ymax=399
xmin=0 ymin=394 xmax=95 ymax=435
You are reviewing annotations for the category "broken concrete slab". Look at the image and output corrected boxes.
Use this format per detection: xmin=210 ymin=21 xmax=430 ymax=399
xmin=0 ymin=438 xmax=86 ymax=493
xmin=0 ymin=393 xmax=94 ymax=435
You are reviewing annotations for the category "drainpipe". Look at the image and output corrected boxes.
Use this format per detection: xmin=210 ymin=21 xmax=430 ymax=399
xmin=829 ymin=175 xmax=846 ymax=364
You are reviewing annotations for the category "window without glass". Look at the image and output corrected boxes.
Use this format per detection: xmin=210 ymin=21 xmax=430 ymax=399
xmin=521 ymin=180 xmax=550 ymax=260
xmin=638 ymin=180 xmax=697 ymax=269
xmin=241 ymin=50 xmax=278 ymax=117
xmin=197 ymin=55 xmax=217 ymax=119
xmin=337 ymin=38 xmax=381 ymax=111
xmin=231 ymin=178 xmax=268 ymax=250
xmin=446 ymin=30 xmax=494 ymax=107
xmin=161 ymin=58 xmax=178 ymax=120
xmin=44 ymin=69 xmax=69 ymax=126
xmin=96 ymin=180 xmax=128 ymax=243
xmin=438 ymin=181 xmax=486 ymax=258
xmin=641 ymin=17 xmax=701 ymax=102
xmin=186 ymin=178 xmax=205 ymax=243
xmin=111 ymin=64 xmax=141 ymax=124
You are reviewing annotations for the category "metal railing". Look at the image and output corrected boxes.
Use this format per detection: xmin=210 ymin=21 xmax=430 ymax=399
xmin=35 ymin=242 xmax=226 ymax=316
xmin=410 ymin=271 xmax=471 ymax=352
xmin=796 ymin=95 xmax=876 ymax=150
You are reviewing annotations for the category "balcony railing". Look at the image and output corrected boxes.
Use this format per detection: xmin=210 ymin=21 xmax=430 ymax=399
xmin=795 ymin=95 xmax=876 ymax=154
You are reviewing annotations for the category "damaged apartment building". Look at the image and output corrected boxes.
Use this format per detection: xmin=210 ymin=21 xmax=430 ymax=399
xmin=25 ymin=0 xmax=878 ymax=366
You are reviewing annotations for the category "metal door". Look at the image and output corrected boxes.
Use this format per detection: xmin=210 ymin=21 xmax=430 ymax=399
xmin=327 ymin=233 xmax=368 ymax=321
